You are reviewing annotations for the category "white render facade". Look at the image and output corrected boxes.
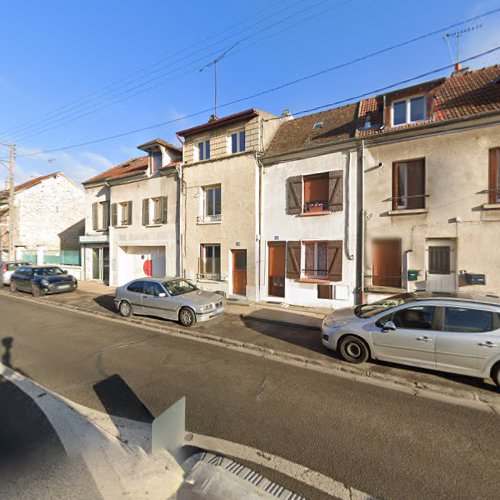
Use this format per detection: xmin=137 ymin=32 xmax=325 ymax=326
xmin=261 ymin=146 xmax=358 ymax=308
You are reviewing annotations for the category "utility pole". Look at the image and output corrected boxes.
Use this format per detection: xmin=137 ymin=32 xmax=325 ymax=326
xmin=8 ymin=144 xmax=15 ymax=260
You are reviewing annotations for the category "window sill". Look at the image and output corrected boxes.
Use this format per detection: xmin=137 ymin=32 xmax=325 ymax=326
xmin=113 ymin=225 xmax=131 ymax=229
xmin=387 ymin=208 xmax=428 ymax=216
xmin=364 ymin=285 xmax=406 ymax=294
xmin=298 ymin=211 xmax=332 ymax=217
xmin=197 ymin=218 xmax=222 ymax=225
xmin=197 ymin=274 xmax=226 ymax=283
xmin=298 ymin=277 xmax=331 ymax=284
xmin=482 ymin=203 xmax=500 ymax=210
xmin=145 ymin=223 xmax=163 ymax=228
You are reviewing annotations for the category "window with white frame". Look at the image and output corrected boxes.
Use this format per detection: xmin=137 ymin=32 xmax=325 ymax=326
xmin=111 ymin=201 xmax=132 ymax=227
xmin=303 ymin=241 xmax=328 ymax=279
xmin=201 ymin=185 xmax=221 ymax=222
xmin=392 ymin=96 xmax=426 ymax=126
xmin=91 ymin=201 xmax=109 ymax=231
xmin=197 ymin=140 xmax=210 ymax=161
xmin=142 ymin=196 xmax=168 ymax=226
xmin=200 ymin=244 xmax=221 ymax=279
xmin=230 ymin=129 xmax=246 ymax=154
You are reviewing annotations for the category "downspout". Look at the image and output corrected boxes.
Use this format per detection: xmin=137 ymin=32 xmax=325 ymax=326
xmin=176 ymin=132 xmax=185 ymax=278
xmin=344 ymin=150 xmax=354 ymax=261
xmin=256 ymin=150 xmax=263 ymax=303
xmin=355 ymin=139 xmax=365 ymax=305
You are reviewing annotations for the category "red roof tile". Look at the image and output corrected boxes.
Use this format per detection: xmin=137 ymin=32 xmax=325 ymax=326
xmin=82 ymin=157 xmax=148 ymax=185
xmin=15 ymin=172 xmax=62 ymax=192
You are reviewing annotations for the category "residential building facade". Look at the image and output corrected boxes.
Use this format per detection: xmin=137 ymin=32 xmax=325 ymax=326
xmin=358 ymin=65 xmax=500 ymax=301
xmin=261 ymin=105 xmax=359 ymax=307
xmin=177 ymin=109 xmax=280 ymax=300
xmin=0 ymin=172 xmax=84 ymax=264
xmin=81 ymin=139 xmax=181 ymax=285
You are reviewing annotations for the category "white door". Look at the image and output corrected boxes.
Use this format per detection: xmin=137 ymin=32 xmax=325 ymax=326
xmin=425 ymin=239 xmax=456 ymax=292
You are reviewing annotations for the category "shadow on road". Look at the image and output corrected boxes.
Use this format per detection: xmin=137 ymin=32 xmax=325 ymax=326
xmin=93 ymin=294 xmax=117 ymax=314
xmin=2 ymin=337 xmax=29 ymax=377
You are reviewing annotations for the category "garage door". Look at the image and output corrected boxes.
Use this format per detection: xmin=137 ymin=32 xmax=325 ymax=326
xmin=118 ymin=246 xmax=166 ymax=285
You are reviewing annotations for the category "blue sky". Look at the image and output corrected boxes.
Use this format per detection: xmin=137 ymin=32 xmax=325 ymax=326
xmin=0 ymin=0 xmax=499 ymax=185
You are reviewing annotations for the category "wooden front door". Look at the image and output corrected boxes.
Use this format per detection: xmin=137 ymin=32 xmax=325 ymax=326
xmin=232 ymin=249 xmax=247 ymax=296
xmin=372 ymin=239 xmax=402 ymax=288
xmin=268 ymin=242 xmax=286 ymax=297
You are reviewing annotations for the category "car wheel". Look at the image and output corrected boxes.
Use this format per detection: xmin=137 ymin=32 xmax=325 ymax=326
xmin=9 ymin=282 xmax=16 ymax=293
xmin=492 ymin=363 xmax=500 ymax=387
xmin=179 ymin=307 xmax=195 ymax=327
xmin=119 ymin=301 xmax=133 ymax=318
xmin=338 ymin=335 xmax=370 ymax=364
xmin=31 ymin=284 xmax=45 ymax=297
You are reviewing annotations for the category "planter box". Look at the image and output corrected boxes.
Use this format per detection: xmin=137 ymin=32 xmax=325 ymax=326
xmin=308 ymin=205 xmax=325 ymax=213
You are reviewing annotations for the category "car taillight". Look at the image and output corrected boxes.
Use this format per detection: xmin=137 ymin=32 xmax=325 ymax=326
xmin=1 ymin=263 xmax=6 ymax=272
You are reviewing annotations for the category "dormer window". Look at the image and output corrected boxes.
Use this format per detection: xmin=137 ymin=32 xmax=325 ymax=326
xmin=151 ymin=152 xmax=162 ymax=174
xmin=392 ymin=96 xmax=426 ymax=126
xmin=231 ymin=130 xmax=245 ymax=154
xmin=197 ymin=140 xmax=210 ymax=161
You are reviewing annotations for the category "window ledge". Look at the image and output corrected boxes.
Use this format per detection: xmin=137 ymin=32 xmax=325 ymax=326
xmin=113 ymin=225 xmax=131 ymax=229
xmin=197 ymin=219 xmax=222 ymax=225
xmin=298 ymin=211 xmax=332 ymax=217
xmin=145 ymin=223 xmax=163 ymax=228
xmin=365 ymin=285 xmax=406 ymax=294
xmin=482 ymin=203 xmax=500 ymax=210
xmin=387 ymin=208 xmax=428 ymax=216
xmin=298 ymin=277 xmax=331 ymax=284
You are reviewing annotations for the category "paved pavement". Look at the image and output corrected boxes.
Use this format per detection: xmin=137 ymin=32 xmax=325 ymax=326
xmin=1 ymin=293 xmax=500 ymax=499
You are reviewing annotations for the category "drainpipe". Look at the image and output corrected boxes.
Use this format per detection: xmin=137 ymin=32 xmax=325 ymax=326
xmin=256 ymin=151 xmax=263 ymax=303
xmin=175 ymin=133 xmax=185 ymax=278
xmin=344 ymin=150 xmax=354 ymax=261
xmin=404 ymin=249 xmax=412 ymax=292
xmin=355 ymin=139 xmax=365 ymax=305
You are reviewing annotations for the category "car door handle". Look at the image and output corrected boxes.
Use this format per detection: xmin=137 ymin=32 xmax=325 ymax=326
xmin=478 ymin=341 xmax=497 ymax=348
xmin=416 ymin=336 xmax=433 ymax=342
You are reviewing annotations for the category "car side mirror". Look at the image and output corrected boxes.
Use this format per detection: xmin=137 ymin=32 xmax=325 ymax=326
xmin=62 ymin=270 xmax=68 ymax=274
xmin=382 ymin=321 xmax=397 ymax=332
xmin=158 ymin=292 xmax=166 ymax=298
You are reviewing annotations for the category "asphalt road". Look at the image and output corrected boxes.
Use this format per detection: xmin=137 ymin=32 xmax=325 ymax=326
xmin=1 ymin=294 xmax=500 ymax=499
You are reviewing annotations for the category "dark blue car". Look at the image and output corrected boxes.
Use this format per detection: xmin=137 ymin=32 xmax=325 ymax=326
xmin=10 ymin=265 xmax=77 ymax=297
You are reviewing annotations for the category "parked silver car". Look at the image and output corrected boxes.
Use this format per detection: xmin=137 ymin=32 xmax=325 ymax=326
xmin=114 ymin=277 xmax=225 ymax=327
xmin=0 ymin=261 xmax=29 ymax=285
xmin=322 ymin=291 xmax=500 ymax=386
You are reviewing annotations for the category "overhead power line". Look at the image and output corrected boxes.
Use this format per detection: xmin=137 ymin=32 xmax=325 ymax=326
xmin=10 ymin=45 xmax=499 ymax=160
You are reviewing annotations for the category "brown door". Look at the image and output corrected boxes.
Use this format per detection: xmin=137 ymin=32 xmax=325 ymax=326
xmin=232 ymin=249 xmax=247 ymax=296
xmin=268 ymin=242 xmax=286 ymax=297
xmin=372 ymin=239 xmax=402 ymax=288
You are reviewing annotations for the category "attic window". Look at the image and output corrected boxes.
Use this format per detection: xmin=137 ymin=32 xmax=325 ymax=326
xmin=312 ymin=122 xmax=323 ymax=130
xmin=362 ymin=114 xmax=372 ymax=130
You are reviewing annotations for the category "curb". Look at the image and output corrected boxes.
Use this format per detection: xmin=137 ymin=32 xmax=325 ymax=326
xmin=2 ymin=290 xmax=500 ymax=410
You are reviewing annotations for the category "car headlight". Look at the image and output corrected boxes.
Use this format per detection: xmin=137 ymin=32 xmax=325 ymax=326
xmin=323 ymin=317 xmax=349 ymax=329
xmin=40 ymin=279 xmax=49 ymax=287
xmin=199 ymin=303 xmax=214 ymax=312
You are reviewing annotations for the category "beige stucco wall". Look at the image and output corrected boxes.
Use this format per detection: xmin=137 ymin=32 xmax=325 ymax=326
xmin=83 ymin=183 xmax=110 ymax=236
xmin=183 ymin=152 xmax=258 ymax=298
xmin=363 ymin=118 xmax=500 ymax=296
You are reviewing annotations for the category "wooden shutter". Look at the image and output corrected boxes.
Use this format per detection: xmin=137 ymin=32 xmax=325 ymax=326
xmin=407 ymin=159 xmax=425 ymax=209
xmin=111 ymin=203 xmax=118 ymax=227
xmin=286 ymin=241 xmax=301 ymax=279
xmin=127 ymin=201 xmax=133 ymax=225
xmin=161 ymin=196 xmax=168 ymax=224
xmin=392 ymin=162 xmax=399 ymax=210
xmin=327 ymin=240 xmax=342 ymax=281
xmin=142 ymin=199 xmax=149 ymax=226
xmin=92 ymin=202 xmax=98 ymax=230
xmin=102 ymin=201 xmax=109 ymax=230
xmin=328 ymin=171 xmax=343 ymax=212
xmin=286 ymin=176 xmax=302 ymax=215
xmin=489 ymin=148 xmax=499 ymax=204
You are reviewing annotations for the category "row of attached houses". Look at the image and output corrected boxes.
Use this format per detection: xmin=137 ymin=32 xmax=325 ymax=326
xmin=80 ymin=64 xmax=500 ymax=308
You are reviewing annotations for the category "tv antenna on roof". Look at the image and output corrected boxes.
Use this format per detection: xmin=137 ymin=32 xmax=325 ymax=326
xmin=444 ymin=24 xmax=482 ymax=69
xmin=199 ymin=42 xmax=239 ymax=118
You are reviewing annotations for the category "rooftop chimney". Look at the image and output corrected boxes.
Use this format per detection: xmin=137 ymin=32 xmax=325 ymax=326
xmin=451 ymin=63 xmax=469 ymax=77
xmin=208 ymin=114 xmax=218 ymax=122
xmin=281 ymin=109 xmax=293 ymax=121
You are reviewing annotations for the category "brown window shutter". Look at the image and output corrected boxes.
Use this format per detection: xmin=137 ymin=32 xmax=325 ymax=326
xmin=327 ymin=240 xmax=342 ymax=281
xmin=161 ymin=196 xmax=168 ymax=224
xmin=407 ymin=159 xmax=425 ymax=209
xmin=286 ymin=241 xmax=301 ymax=279
xmin=142 ymin=199 xmax=149 ymax=226
xmin=127 ymin=201 xmax=133 ymax=225
xmin=392 ymin=162 xmax=399 ymax=210
xmin=92 ymin=202 xmax=98 ymax=231
xmin=286 ymin=176 xmax=302 ymax=215
xmin=102 ymin=201 xmax=109 ymax=230
xmin=111 ymin=203 xmax=118 ymax=227
xmin=489 ymin=148 xmax=499 ymax=204
xmin=328 ymin=171 xmax=343 ymax=212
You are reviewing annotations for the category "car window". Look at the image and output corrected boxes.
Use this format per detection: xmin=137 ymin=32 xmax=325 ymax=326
xmin=163 ymin=279 xmax=197 ymax=296
xmin=444 ymin=307 xmax=494 ymax=333
xmin=393 ymin=305 xmax=435 ymax=330
xmin=355 ymin=293 xmax=419 ymax=318
xmin=7 ymin=263 xmax=19 ymax=271
xmin=33 ymin=267 xmax=64 ymax=276
xmin=127 ymin=281 xmax=145 ymax=294
xmin=143 ymin=282 xmax=165 ymax=297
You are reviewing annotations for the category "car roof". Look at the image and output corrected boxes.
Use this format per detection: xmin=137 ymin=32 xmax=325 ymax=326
xmin=406 ymin=291 xmax=500 ymax=307
xmin=22 ymin=265 xmax=62 ymax=268
xmin=130 ymin=276 xmax=178 ymax=282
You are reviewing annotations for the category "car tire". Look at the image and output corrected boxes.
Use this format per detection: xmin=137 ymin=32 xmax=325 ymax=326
xmin=9 ymin=282 xmax=16 ymax=293
xmin=32 ymin=284 xmax=45 ymax=297
xmin=492 ymin=363 xmax=500 ymax=387
xmin=179 ymin=307 xmax=195 ymax=327
xmin=119 ymin=301 xmax=133 ymax=318
xmin=338 ymin=335 xmax=370 ymax=364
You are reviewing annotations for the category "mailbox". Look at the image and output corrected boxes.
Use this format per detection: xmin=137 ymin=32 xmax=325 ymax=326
xmin=464 ymin=273 xmax=486 ymax=286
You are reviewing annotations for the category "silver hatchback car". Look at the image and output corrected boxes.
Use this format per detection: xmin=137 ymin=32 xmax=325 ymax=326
xmin=114 ymin=277 xmax=225 ymax=327
xmin=322 ymin=292 xmax=500 ymax=386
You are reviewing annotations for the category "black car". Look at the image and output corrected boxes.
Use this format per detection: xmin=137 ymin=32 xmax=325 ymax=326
xmin=10 ymin=265 xmax=77 ymax=297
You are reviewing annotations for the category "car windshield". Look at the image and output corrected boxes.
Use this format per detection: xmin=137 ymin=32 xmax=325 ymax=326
xmin=33 ymin=267 xmax=65 ymax=276
xmin=354 ymin=293 xmax=418 ymax=318
xmin=163 ymin=279 xmax=197 ymax=296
